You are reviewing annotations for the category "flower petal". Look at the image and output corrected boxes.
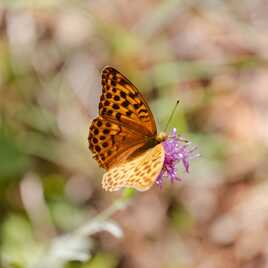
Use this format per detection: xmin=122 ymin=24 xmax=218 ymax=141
xmin=157 ymin=128 xmax=198 ymax=187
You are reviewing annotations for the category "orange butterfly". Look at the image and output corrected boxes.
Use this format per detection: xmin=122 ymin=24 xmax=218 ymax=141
xmin=88 ymin=67 xmax=168 ymax=191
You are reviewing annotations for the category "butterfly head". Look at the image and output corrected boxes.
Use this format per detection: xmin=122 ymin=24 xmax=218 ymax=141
xmin=156 ymin=132 xmax=168 ymax=143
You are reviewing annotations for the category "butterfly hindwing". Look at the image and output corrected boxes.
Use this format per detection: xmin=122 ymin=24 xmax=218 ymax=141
xmin=100 ymin=67 xmax=157 ymax=137
xmin=102 ymin=144 xmax=165 ymax=191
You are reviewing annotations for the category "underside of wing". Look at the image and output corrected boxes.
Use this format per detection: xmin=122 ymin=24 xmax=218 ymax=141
xmin=100 ymin=67 xmax=157 ymax=137
xmin=88 ymin=116 xmax=146 ymax=169
xmin=102 ymin=144 xmax=165 ymax=191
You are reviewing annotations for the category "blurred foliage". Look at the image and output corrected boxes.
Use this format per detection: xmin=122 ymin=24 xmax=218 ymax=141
xmin=1 ymin=0 xmax=268 ymax=268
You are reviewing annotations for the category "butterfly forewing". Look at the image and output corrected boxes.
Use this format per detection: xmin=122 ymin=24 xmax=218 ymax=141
xmin=102 ymin=144 xmax=165 ymax=191
xmin=88 ymin=66 xmax=158 ymax=170
xmin=88 ymin=116 xmax=147 ymax=169
xmin=100 ymin=67 xmax=157 ymax=137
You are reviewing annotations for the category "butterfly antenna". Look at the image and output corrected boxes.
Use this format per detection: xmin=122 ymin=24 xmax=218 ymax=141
xmin=164 ymin=100 xmax=180 ymax=132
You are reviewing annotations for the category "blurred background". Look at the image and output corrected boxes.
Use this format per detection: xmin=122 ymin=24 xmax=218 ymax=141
xmin=1 ymin=1 xmax=268 ymax=268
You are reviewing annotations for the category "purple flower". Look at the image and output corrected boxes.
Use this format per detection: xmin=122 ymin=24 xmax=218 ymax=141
xmin=156 ymin=128 xmax=199 ymax=187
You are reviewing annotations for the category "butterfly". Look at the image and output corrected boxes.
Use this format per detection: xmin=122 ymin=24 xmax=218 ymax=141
xmin=88 ymin=67 xmax=167 ymax=191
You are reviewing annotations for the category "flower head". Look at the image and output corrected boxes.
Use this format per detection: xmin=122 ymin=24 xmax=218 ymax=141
xmin=156 ymin=128 xmax=199 ymax=187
